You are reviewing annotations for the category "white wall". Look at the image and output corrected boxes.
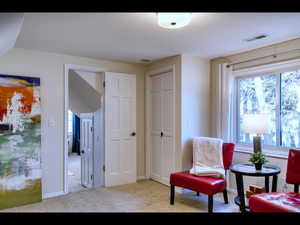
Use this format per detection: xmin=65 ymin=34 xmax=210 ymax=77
xmin=0 ymin=13 xmax=24 ymax=56
xmin=0 ymin=47 xmax=146 ymax=196
xmin=68 ymin=70 xmax=102 ymax=114
xmin=75 ymin=70 xmax=103 ymax=94
xmin=181 ymin=55 xmax=210 ymax=170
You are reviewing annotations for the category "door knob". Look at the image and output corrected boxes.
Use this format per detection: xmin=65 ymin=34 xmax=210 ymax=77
xmin=81 ymin=150 xmax=85 ymax=154
xmin=160 ymin=132 xmax=164 ymax=137
xmin=131 ymin=132 xmax=136 ymax=136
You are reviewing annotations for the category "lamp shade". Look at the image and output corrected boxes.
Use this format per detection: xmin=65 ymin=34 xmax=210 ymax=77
xmin=157 ymin=13 xmax=192 ymax=29
xmin=242 ymin=114 xmax=270 ymax=134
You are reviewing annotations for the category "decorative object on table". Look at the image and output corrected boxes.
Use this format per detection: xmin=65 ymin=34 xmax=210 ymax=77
xmin=0 ymin=74 xmax=41 ymax=210
xmin=246 ymin=184 xmax=266 ymax=198
xmin=249 ymin=151 xmax=268 ymax=170
xmin=242 ymin=114 xmax=270 ymax=153
xmin=250 ymin=184 xmax=266 ymax=193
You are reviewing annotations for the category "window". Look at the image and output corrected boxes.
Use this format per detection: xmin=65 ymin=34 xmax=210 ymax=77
xmin=236 ymin=69 xmax=300 ymax=149
xmin=68 ymin=110 xmax=73 ymax=134
xmin=281 ymin=70 xmax=300 ymax=148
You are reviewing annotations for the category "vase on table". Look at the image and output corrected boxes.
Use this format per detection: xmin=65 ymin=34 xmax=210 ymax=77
xmin=254 ymin=163 xmax=263 ymax=171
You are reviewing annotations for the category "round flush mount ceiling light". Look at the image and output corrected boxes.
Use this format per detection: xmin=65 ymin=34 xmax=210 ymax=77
xmin=157 ymin=13 xmax=192 ymax=29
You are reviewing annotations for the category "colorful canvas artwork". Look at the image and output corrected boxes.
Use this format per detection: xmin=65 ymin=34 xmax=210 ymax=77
xmin=0 ymin=74 xmax=41 ymax=210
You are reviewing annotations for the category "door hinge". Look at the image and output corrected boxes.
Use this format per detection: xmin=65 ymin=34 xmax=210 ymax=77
xmin=91 ymin=174 xmax=94 ymax=180
xmin=103 ymin=165 xmax=105 ymax=172
xmin=103 ymin=81 xmax=106 ymax=88
xmin=91 ymin=126 xmax=93 ymax=132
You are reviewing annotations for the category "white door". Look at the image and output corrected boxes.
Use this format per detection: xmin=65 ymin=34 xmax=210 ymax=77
xmin=105 ymin=72 xmax=136 ymax=187
xmin=80 ymin=113 xmax=94 ymax=188
xmin=150 ymin=71 xmax=175 ymax=186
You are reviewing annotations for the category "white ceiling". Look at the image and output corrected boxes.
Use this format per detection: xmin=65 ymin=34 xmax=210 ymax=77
xmin=0 ymin=13 xmax=24 ymax=56
xmin=15 ymin=13 xmax=300 ymax=64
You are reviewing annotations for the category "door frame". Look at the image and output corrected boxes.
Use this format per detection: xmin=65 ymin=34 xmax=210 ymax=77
xmin=63 ymin=64 xmax=106 ymax=194
xmin=145 ymin=65 xmax=176 ymax=181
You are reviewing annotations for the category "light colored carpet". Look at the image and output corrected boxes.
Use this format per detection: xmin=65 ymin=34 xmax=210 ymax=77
xmin=1 ymin=179 xmax=240 ymax=212
xmin=67 ymin=153 xmax=86 ymax=193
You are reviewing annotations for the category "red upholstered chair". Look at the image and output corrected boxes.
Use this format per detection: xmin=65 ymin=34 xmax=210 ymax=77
xmin=249 ymin=149 xmax=300 ymax=213
xmin=169 ymin=142 xmax=235 ymax=213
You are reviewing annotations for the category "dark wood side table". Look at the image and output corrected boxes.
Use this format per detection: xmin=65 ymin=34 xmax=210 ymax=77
xmin=230 ymin=163 xmax=281 ymax=212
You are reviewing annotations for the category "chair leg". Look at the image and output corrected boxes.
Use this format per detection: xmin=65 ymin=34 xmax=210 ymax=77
xmin=196 ymin=192 xmax=200 ymax=196
xmin=208 ymin=195 xmax=213 ymax=213
xmin=223 ymin=189 xmax=229 ymax=204
xmin=170 ymin=185 xmax=175 ymax=205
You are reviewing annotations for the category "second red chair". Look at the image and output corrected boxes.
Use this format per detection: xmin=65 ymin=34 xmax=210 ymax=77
xmin=249 ymin=149 xmax=300 ymax=213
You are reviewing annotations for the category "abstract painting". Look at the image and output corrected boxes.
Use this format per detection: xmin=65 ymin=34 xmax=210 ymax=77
xmin=0 ymin=74 xmax=41 ymax=210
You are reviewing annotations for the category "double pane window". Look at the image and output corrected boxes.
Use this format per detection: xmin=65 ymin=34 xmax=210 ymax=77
xmin=237 ymin=69 xmax=300 ymax=149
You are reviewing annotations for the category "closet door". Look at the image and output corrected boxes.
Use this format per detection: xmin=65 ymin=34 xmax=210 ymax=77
xmin=150 ymin=75 xmax=163 ymax=182
xmin=160 ymin=72 xmax=174 ymax=185
xmin=149 ymin=71 xmax=174 ymax=186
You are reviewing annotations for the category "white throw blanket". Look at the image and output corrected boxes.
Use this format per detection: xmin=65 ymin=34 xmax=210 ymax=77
xmin=189 ymin=137 xmax=225 ymax=178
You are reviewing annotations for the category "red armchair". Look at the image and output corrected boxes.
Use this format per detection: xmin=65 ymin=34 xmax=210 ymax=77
xmin=249 ymin=149 xmax=300 ymax=213
xmin=169 ymin=142 xmax=235 ymax=213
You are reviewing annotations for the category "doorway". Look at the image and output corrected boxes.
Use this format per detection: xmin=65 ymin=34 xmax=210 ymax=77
xmin=64 ymin=65 xmax=138 ymax=193
xmin=67 ymin=110 xmax=89 ymax=193
xmin=64 ymin=64 xmax=105 ymax=194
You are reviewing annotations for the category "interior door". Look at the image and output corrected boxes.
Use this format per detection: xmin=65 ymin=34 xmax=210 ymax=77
xmin=150 ymin=71 xmax=174 ymax=186
xmin=80 ymin=113 xmax=94 ymax=188
xmin=150 ymin=75 xmax=163 ymax=182
xmin=105 ymin=72 xmax=136 ymax=187
xmin=160 ymin=72 xmax=174 ymax=185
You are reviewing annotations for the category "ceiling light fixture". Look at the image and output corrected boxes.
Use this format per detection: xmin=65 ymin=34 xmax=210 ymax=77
xmin=157 ymin=13 xmax=192 ymax=29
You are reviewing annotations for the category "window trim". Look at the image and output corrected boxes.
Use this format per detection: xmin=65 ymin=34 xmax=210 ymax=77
xmin=232 ymin=58 xmax=300 ymax=155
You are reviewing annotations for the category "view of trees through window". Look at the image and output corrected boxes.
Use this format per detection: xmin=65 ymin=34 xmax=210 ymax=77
xmin=281 ymin=70 xmax=300 ymax=148
xmin=238 ymin=74 xmax=276 ymax=146
xmin=238 ymin=69 xmax=300 ymax=149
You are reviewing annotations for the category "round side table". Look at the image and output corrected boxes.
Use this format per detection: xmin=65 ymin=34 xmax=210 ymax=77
xmin=230 ymin=163 xmax=281 ymax=212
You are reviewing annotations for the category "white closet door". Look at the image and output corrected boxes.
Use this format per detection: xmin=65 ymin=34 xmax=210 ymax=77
xmin=150 ymin=71 xmax=174 ymax=186
xmin=150 ymin=75 xmax=163 ymax=182
xmin=161 ymin=72 xmax=175 ymax=185
xmin=105 ymin=72 xmax=136 ymax=187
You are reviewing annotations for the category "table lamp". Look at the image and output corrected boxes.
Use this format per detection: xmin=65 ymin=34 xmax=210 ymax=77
xmin=242 ymin=114 xmax=269 ymax=153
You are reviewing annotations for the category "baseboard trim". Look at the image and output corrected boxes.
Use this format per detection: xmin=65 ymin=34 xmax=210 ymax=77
xmin=42 ymin=191 xmax=66 ymax=199
xmin=137 ymin=176 xmax=147 ymax=180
